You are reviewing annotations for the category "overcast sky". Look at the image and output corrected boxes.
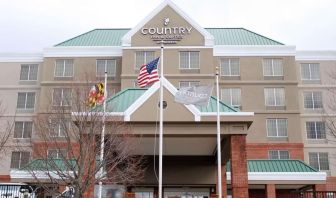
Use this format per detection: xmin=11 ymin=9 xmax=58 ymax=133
xmin=0 ymin=0 xmax=335 ymax=53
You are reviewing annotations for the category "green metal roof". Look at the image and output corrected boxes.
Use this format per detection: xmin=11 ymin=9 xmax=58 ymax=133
xmin=56 ymin=29 xmax=130 ymax=46
xmin=226 ymin=160 xmax=318 ymax=172
xmin=98 ymin=88 xmax=237 ymax=113
xmin=22 ymin=159 xmax=317 ymax=173
xmin=206 ymin=28 xmax=283 ymax=45
xmin=197 ymin=96 xmax=238 ymax=112
xmin=55 ymin=28 xmax=283 ymax=47
xmin=21 ymin=159 xmax=77 ymax=171
xmin=104 ymin=88 xmax=147 ymax=112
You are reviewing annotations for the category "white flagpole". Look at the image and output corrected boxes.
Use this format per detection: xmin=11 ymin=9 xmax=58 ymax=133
xmin=98 ymin=71 xmax=108 ymax=198
xmin=215 ymin=67 xmax=222 ymax=198
xmin=159 ymin=41 xmax=164 ymax=198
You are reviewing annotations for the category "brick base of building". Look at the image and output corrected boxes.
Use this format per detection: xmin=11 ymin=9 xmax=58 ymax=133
xmin=0 ymin=175 xmax=10 ymax=182
xmin=246 ymin=143 xmax=304 ymax=160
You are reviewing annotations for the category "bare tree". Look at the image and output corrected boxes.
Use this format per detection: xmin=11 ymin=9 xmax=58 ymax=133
xmin=0 ymin=101 xmax=13 ymax=159
xmin=24 ymin=81 xmax=145 ymax=198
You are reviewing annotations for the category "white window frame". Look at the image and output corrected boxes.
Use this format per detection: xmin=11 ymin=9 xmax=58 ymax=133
xmin=47 ymin=149 xmax=68 ymax=159
xmin=179 ymin=81 xmax=200 ymax=89
xmin=20 ymin=64 xmax=38 ymax=81
xmin=49 ymin=118 xmax=70 ymax=138
xmin=52 ymin=88 xmax=72 ymax=106
xmin=268 ymin=150 xmax=290 ymax=159
xmin=179 ymin=51 xmax=200 ymax=69
xmin=96 ymin=59 xmax=117 ymax=77
xmin=10 ymin=151 xmax=30 ymax=169
xmin=309 ymin=152 xmax=329 ymax=171
xmin=301 ymin=63 xmax=320 ymax=80
xmin=263 ymin=58 xmax=283 ymax=77
xmin=14 ymin=121 xmax=33 ymax=139
xmin=135 ymin=51 xmax=155 ymax=70
xmin=220 ymin=58 xmax=240 ymax=76
xmin=306 ymin=121 xmax=326 ymax=139
xmin=266 ymin=118 xmax=288 ymax=137
xmin=221 ymin=88 xmax=241 ymax=108
xmin=17 ymin=92 xmax=35 ymax=110
xmin=303 ymin=91 xmax=323 ymax=110
xmin=264 ymin=88 xmax=285 ymax=107
xmin=54 ymin=59 xmax=74 ymax=77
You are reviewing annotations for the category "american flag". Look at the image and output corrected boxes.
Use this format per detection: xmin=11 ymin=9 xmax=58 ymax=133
xmin=137 ymin=57 xmax=160 ymax=88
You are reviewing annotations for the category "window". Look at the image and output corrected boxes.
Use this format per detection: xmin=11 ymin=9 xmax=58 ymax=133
xmin=304 ymin=92 xmax=323 ymax=109
xmin=263 ymin=58 xmax=283 ymax=76
xmin=135 ymin=51 xmax=155 ymax=70
xmin=267 ymin=118 xmax=288 ymax=137
xmin=180 ymin=51 xmax=200 ymax=69
xmin=48 ymin=149 xmax=67 ymax=159
xmin=179 ymin=81 xmax=200 ymax=88
xmin=10 ymin=151 xmax=30 ymax=169
xmin=264 ymin=88 xmax=285 ymax=106
xmin=306 ymin=121 xmax=326 ymax=139
xmin=220 ymin=58 xmax=240 ymax=76
xmin=14 ymin=122 xmax=32 ymax=138
xmin=49 ymin=119 xmax=71 ymax=137
xmin=309 ymin=152 xmax=329 ymax=171
xmin=268 ymin=150 xmax=290 ymax=159
xmin=221 ymin=88 xmax=241 ymax=108
xmin=96 ymin=59 xmax=116 ymax=77
xmin=17 ymin=92 xmax=35 ymax=109
xmin=53 ymin=88 xmax=72 ymax=106
xmin=301 ymin=63 xmax=320 ymax=80
xmin=54 ymin=59 xmax=74 ymax=77
xmin=20 ymin=64 xmax=38 ymax=80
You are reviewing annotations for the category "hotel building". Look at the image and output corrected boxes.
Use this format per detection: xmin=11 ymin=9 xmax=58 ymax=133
xmin=0 ymin=1 xmax=336 ymax=197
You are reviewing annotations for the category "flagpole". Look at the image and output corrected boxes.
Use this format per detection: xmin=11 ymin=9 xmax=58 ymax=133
xmin=215 ymin=67 xmax=222 ymax=198
xmin=159 ymin=41 xmax=164 ymax=198
xmin=98 ymin=71 xmax=107 ymax=198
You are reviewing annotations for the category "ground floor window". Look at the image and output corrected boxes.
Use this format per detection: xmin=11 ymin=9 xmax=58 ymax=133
xmin=164 ymin=188 xmax=210 ymax=198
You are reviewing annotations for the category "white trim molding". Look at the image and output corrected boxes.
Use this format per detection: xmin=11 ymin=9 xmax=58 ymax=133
xmin=226 ymin=172 xmax=326 ymax=183
xmin=214 ymin=45 xmax=296 ymax=56
xmin=0 ymin=53 xmax=43 ymax=62
xmin=296 ymin=50 xmax=336 ymax=61
xmin=43 ymin=46 xmax=122 ymax=57
xmin=121 ymin=0 xmax=214 ymax=47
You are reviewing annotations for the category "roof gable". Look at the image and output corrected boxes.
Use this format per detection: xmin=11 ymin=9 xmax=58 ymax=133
xmin=121 ymin=0 xmax=214 ymax=46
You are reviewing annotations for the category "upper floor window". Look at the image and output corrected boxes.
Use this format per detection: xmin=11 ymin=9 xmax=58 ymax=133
xmin=220 ymin=58 xmax=240 ymax=76
xmin=48 ymin=149 xmax=67 ymax=159
xmin=263 ymin=58 xmax=283 ymax=77
xmin=221 ymin=88 xmax=241 ymax=108
xmin=135 ymin=51 xmax=155 ymax=70
xmin=268 ymin=150 xmax=289 ymax=159
xmin=309 ymin=152 xmax=329 ymax=171
xmin=304 ymin=91 xmax=323 ymax=109
xmin=52 ymin=88 xmax=72 ymax=106
xmin=301 ymin=63 xmax=320 ymax=81
xmin=179 ymin=81 xmax=200 ymax=88
xmin=264 ymin=88 xmax=285 ymax=107
xmin=55 ymin=59 xmax=74 ymax=77
xmin=180 ymin=51 xmax=200 ymax=69
xmin=10 ymin=151 xmax=30 ymax=169
xmin=17 ymin=92 xmax=35 ymax=110
xmin=20 ymin=64 xmax=38 ymax=81
xmin=306 ymin=121 xmax=326 ymax=139
xmin=14 ymin=121 xmax=32 ymax=138
xmin=267 ymin=118 xmax=288 ymax=137
xmin=49 ymin=118 xmax=71 ymax=137
xmin=96 ymin=59 xmax=116 ymax=77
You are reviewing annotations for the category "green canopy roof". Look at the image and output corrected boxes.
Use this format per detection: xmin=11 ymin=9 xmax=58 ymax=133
xmin=227 ymin=160 xmax=318 ymax=172
xmin=22 ymin=159 xmax=317 ymax=173
xmin=21 ymin=159 xmax=77 ymax=171
xmin=55 ymin=28 xmax=283 ymax=47
xmin=93 ymin=88 xmax=238 ymax=113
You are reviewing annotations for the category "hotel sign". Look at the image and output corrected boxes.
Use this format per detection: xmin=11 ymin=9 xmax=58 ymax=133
xmin=141 ymin=18 xmax=193 ymax=44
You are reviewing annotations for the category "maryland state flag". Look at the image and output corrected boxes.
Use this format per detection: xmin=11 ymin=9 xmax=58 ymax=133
xmin=88 ymin=82 xmax=105 ymax=108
